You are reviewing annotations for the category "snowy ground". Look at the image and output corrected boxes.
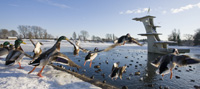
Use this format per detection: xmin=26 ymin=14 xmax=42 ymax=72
xmin=0 ymin=40 xmax=101 ymax=89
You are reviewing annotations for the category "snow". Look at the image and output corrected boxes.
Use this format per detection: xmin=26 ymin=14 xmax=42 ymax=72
xmin=0 ymin=40 xmax=101 ymax=89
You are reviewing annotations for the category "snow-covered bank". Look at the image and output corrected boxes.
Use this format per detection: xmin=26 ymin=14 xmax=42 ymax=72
xmin=0 ymin=58 xmax=100 ymax=89
xmin=0 ymin=39 xmax=101 ymax=89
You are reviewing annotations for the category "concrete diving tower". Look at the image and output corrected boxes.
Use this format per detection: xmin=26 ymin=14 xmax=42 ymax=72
xmin=133 ymin=15 xmax=190 ymax=54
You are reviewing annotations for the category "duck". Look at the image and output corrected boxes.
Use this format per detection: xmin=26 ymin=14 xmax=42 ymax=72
xmin=28 ymin=36 xmax=81 ymax=77
xmin=151 ymin=48 xmax=200 ymax=79
xmin=68 ymin=40 xmax=87 ymax=56
xmin=0 ymin=41 xmax=11 ymax=57
xmin=84 ymin=47 xmax=104 ymax=68
xmin=110 ymin=62 xmax=127 ymax=80
xmin=5 ymin=39 xmax=26 ymax=69
xmin=30 ymin=39 xmax=43 ymax=60
xmin=104 ymin=33 xmax=143 ymax=52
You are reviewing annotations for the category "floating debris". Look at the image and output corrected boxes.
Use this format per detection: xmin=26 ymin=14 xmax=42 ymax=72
xmin=125 ymin=56 xmax=128 ymax=59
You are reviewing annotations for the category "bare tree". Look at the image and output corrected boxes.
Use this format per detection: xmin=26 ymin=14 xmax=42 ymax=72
xmin=80 ymin=30 xmax=89 ymax=41
xmin=72 ymin=32 xmax=77 ymax=40
xmin=0 ymin=29 xmax=9 ymax=39
xmin=18 ymin=25 xmax=29 ymax=38
xmin=9 ymin=30 xmax=18 ymax=37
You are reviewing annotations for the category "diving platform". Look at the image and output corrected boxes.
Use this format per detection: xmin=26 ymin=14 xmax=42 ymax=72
xmin=133 ymin=15 xmax=190 ymax=54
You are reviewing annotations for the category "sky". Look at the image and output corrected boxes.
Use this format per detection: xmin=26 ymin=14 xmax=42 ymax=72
xmin=0 ymin=0 xmax=200 ymax=40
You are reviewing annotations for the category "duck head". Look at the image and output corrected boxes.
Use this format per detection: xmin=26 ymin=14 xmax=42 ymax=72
xmin=94 ymin=47 xmax=98 ymax=52
xmin=14 ymin=39 xmax=26 ymax=49
xmin=172 ymin=48 xmax=179 ymax=55
xmin=57 ymin=36 xmax=69 ymax=42
xmin=126 ymin=33 xmax=131 ymax=38
xmin=3 ymin=41 xmax=10 ymax=47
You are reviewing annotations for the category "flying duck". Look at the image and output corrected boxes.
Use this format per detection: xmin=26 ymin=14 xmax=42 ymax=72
xmin=5 ymin=39 xmax=26 ymax=69
xmin=68 ymin=40 xmax=87 ymax=56
xmin=151 ymin=49 xmax=200 ymax=79
xmin=104 ymin=33 xmax=143 ymax=52
xmin=84 ymin=47 xmax=104 ymax=68
xmin=110 ymin=62 xmax=127 ymax=80
xmin=30 ymin=39 xmax=43 ymax=60
xmin=28 ymin=36 xmax=80 ymax=77
xmin=0 ymin=41 xmax=11 ymax=57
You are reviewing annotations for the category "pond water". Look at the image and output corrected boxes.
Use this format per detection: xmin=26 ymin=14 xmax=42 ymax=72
xmin=49 ymin=42 xmax=200 ymax=89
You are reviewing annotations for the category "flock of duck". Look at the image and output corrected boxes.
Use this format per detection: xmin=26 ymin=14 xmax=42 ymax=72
xmin=0 ymin=33 xmax=200 ymax=82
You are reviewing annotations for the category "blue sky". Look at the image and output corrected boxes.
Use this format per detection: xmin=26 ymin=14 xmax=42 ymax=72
xmin=0 ymin=0 xmax=200 ymax=40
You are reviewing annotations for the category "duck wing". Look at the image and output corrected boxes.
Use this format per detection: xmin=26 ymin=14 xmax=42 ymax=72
xmin=5 ymin=50 xmax=24 ymax=65
xmin=119 ymin=66 xmax=127 ymax=79
xmin=127 ymin=37 xmax=143 ymax=46
xmin=104 ymin=43 xmax=119 ymax=52
xmin=50 ymin=52 xmax=81 ymax=69
xmin=174 ymin=55 xmax=200 ymax=66
xmin=30 ymin=39 xmax=36 ymax=47
xmin=0 ymin=48 xmax=9 ymax=56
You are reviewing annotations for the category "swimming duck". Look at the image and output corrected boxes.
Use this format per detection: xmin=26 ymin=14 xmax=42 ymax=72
xmin=0 ymin=41 xmax=11 ymax=57
xmin=84 ymin=47 xmax=104 ymax=68
xmin=30 ymin=39 xmax=43 ymax=60
xmin=28 ymin=36 xmax=80 ymax=77
xmin=104 ymin=33 xmax=143 ymax=52
xmin=5 ymin=39 xmax=26 ymax=69
xmin=110 ymin=62 xmax=127 ymax=80
xmin=151 ymin=49 xmax=200 ymax=79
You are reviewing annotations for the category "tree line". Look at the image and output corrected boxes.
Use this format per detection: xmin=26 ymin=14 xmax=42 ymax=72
xmin=0 ymin=25 xmax=54 ymax=39
xmin=71 ymin=30 xmax=118 ymax=42
xmin=168 ymin=28 xmax=200 ymax=46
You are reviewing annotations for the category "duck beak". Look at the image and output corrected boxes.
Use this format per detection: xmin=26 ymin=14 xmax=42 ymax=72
xmin=22 ymin=42 xmax=26 ymax=44
xmin=66 ymin=38 xmax=70 ymax=41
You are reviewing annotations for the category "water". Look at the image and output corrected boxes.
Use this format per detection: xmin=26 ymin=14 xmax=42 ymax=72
xmin=54 ymin=44 xmax=200 ymax=89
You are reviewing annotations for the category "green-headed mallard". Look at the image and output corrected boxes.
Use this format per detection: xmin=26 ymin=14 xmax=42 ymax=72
xmin=5 ymin=39 xmax=26 ymax=69
xmin=28 ymin=36 xmax=81 ymax=77
xmin=0 ymin=41 xmax=11 ymax=57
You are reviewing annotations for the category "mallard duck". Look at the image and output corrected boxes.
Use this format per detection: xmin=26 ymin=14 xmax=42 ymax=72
xmin=30 ymin=39 xmax=43 ymax=60
xmin=0 ymin=41 xmax=11 ymax=57
xmin=110 ymin=62 xmax=127 ymax=80
xmin=104 ymin=33 xmax=143 ymax=52
xmin=28 ymin=36 xmax=80 ymax=77
xmin=84 ymin=47 xmax=105 ymax=68
xmin=151 ymin=49 xmax=200 ymax=79
xmin=5 ymin=39 xmax=26 ymax=69
xmin=68 ymin=40 xmax=88 ymax=56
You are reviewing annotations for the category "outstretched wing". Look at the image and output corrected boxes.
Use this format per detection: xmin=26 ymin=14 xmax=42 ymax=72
xmin=50 ymin=52 xmax=81 ymax=69
xmin=127 ymin=37 xmax=143 ymax=46
xmin=68 ymin=40 xmax=90 ymax=53
xmin=103 ymin=43 xmax=119 ymax=52
xmin=30 ymin=39 xmax=36 ymax=47
xmin=174 ymin=55 xmax=200 ymax=66
xmin=119 ymin=66 xmax=127 ymax=79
